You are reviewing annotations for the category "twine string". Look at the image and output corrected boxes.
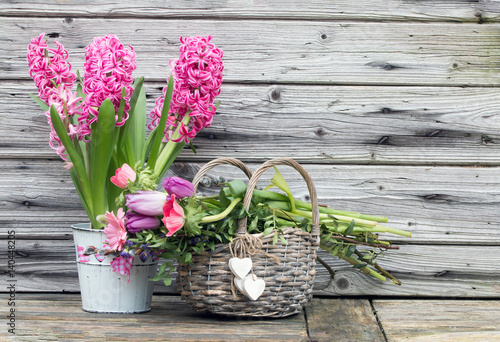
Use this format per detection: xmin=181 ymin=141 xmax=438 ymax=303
xmin=229 ymin=233 xmax=281 ymax=298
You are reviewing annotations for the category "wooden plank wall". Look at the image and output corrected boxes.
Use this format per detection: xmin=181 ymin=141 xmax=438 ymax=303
xmin=1 ymin=1 xmax=499 ymax=298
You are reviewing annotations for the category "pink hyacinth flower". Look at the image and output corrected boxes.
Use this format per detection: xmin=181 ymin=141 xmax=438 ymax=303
xmin=110 ymin=163 xmax=137 ymax=189
xmin=27 ymin=33 xmax=88 ymax=160
xmin=162 ymin=195 xmax=185 ymax=237
xmin=149 ymin=35 xmax=223 ymax=143
xmin=81 ymin=34 xmax=136 ymax=127
xmin=104 ymin=208 xmax=128 ymax=251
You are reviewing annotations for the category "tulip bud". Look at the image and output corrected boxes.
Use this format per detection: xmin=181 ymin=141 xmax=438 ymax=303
xmin=125 ymin=210 xmax=160 ymax=234
xmin=110 ymin=163 xmax=137 ymax=189
xmin=125 ymin=190 xmax=168 ymax=216
xmin=163 ymin=177 xmax=195 ymax=199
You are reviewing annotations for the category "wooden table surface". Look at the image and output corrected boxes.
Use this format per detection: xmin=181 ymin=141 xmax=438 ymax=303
xmin=3 ymin=293 xmax=499 ymax=341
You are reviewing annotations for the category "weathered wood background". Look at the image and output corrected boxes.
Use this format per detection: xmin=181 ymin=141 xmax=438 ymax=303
xmin=1 ymin=0 xmax=499 ymax=299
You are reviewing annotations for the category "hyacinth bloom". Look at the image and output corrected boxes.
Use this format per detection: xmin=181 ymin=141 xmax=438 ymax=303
xmin=27 ymin=33 xmax=88 ymax=159
xmin=125 ymin=191 xmax=168 ymax=216
xmin=149 ymin=35 xmax=223 ymax=143
xmin=162 ymin=195 xmax=185 ymax=237
xmin=110 ymin=163 xmax=137 ymax=189
xmin=82 ymin=34 xmax=136 ymax=127
xmin=27 ymin=33 xmax=76 ymax=103
xmin=104 ymin=208 xmax=128 ymax=251
xmin=163 ymin=177 xmax=195 ymax=199
xmin=125 ymin=210 xmax=160 ymax=234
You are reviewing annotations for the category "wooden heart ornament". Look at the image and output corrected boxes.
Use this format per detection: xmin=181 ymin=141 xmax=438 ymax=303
xmin=242 ymin=274 xmax=266 ymax=301
xmin=228 ymin=257 xmax=252 ymax=279
xmin=233 ymin=276 xmax=248 ymax=296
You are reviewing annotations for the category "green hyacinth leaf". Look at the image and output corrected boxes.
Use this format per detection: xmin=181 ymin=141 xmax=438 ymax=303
xmin=89 ymin=98 xmax=116 ymax=222
xmin=147 ymin=75 xmax=173 ymax=170
xmin=49 ymin=105 xmax=96 ymax=227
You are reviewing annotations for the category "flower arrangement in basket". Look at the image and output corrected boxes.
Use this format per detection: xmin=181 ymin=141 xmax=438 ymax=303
xmin=129 ymin=157 xmax=411 ymax=317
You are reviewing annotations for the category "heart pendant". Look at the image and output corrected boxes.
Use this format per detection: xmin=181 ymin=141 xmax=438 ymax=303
xmin=228 ymin=257 xmax=252 ymax=279
xmin=242 ymin=275 xmax=266 ymax=301
xmin=233 ymin=276 xmax=248 ymax=296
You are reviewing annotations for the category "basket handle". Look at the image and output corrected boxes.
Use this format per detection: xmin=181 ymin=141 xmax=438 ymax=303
xmin=237 ymin=158 xmax=320 ymax=238
xmin=191 ymin=157 xmax=253 ymax=192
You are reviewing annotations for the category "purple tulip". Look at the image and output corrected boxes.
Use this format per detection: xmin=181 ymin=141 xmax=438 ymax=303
xmin=163 ymin=177 xmax=195 ymax=199
xmin=125 ymin=190 xmax=168 ymax=216
xmin=125 ymin=210 xmax=160 ymax=234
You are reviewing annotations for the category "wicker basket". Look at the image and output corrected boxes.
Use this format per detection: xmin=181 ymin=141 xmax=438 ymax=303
xmin=177 ymin=158 xmax=320 ymax=317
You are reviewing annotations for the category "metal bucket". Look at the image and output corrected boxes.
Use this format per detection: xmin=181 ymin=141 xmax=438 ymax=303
xmin=72 ymin=223 xmax=158 ymax=313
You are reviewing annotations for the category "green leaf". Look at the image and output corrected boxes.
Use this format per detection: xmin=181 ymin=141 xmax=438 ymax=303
xmin=263 ymin=227 xmax=274 ymax=236
xmin=127 ymin=83 xmax=146 ymax=163
xmin=331 ymin=243 xmax=343 ymax=256
xmin=30 ymin=94 xmax=49 ymax=111
xmin=147 ymin=75 xmax=173 ymax=170
xmin=156 ymin=141 xmax=185 ymax=183
xmin=345 ymin=245 xmax=357 ymax=258
xmin=163 ymin=277 xmax=172 ymax=286
xmin=183 ymin=252 xmax=192 ymax=263
xmin=157 ymin=262 xmax=170 ymax=276
xmin=68 ymin=166 xmax=92 ymax=220
xmin=344 ymin=219 xmax=355 ymax=236
xmin=89 ymin=98 xmax=116 ymax=221
xmin=49 ymin=106 xmax=97 ymax=227
xmin=143 ymin=127 xmax=158 ymax=163
xmin=189 ymin=141 xmax=197 ymax=154
xmin=219 ymin=187 xmax=231 ymax=207
xmin=272 ymin=232 xmax=279 ymax=245
xmin=227 ymin=179 xmax=247 ymax=199
xmin=279 ymin=235 xmax=288 ymax=245
xmin=270 ymin=167 xmax=295 ymax=212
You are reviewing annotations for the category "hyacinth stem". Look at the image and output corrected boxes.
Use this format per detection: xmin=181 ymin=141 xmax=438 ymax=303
xmin=201 ymin=197 xmax=242 ymax=223
xmin=153 ymin=114 xmax=191 ymax=179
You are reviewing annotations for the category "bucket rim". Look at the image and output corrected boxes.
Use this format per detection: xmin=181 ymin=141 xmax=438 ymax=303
xmin=71 ymin=223 xmax=104 ymax=232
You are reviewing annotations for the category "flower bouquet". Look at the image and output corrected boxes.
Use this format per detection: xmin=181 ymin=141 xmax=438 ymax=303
xmin=28 ymin=32 xmax=224 ymax=312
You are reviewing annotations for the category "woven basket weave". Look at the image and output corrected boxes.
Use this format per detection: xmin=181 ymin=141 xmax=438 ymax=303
xmin=177 ymin=158 xmax=320 ymax=317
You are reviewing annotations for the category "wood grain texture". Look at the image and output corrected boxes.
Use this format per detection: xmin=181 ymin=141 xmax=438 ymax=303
xmin=2 ymin=240 xmax=499 ymax=297
xmin=3 ymin=18 xmax=500 ymax=86
xmin=2 ymin=160 xmax=498 ymax=244
xmin=1 ymin=293 xmax=309 ymax=341
xmin=2 ymin=81 xmax=500 ymax=164
xmin=1 ymin=0 xmax=498 ymax=22
xmin=373 ymin=300 xmax=500 ymax=341
xmin=306 ymin=298 xmax=385 ymax=342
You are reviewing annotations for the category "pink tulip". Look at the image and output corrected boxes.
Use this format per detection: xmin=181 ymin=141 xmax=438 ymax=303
xmin=104 ymin=208 xmax=128 ymax=251
xmin=110 ymin=163 xmax=137 ymax=189
xmin=125 ymin=191 xmax=167 ymax=216
xmin=162 ymin=195 xmax=185 ymax=237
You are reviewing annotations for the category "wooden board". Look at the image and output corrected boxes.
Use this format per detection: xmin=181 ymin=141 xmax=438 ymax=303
xmin=2 ymin=239 xmax=499 ymax=297
xmin=1 ymin=293 xmax=308 ymax=341
xmin=373 ymin=300 xmax=500 ymax=341
xmin=4 ymin=18 xmax=500 ymax=86
xmin=1 ymin=0 xmax=499 ymax=22
xmin=2 ymin=81 xmax=500 ymax=164
xmin=306 ymin=298 xmax=385 ymax=342
xmin=1 ymin=160 xmax=498 ymax=244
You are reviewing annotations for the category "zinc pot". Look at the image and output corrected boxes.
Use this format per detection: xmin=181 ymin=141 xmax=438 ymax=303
xmin=72 ymin=223 xmax=158 ymax=313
